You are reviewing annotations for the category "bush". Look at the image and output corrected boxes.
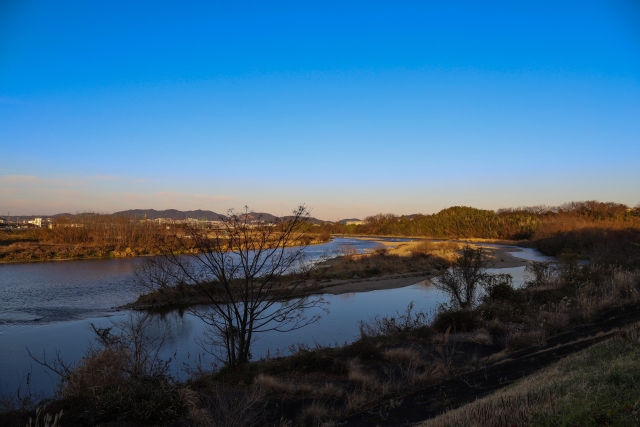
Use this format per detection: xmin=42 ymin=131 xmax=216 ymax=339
xmin=432 ymin=310 xmax=479 ymax=332
xmin=359 ymin=302 xmax=430 ymax=337
xmin=483 ymin=279 xmax=520 ymax=303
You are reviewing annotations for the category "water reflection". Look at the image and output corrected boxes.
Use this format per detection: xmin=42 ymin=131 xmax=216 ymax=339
xmin=0 ymin=237 xmax=389 ymax=328
xmin=0 ymin=240 xmax=552 ymax=397
xmin=0 ymin=281 xmax=446 ymax=396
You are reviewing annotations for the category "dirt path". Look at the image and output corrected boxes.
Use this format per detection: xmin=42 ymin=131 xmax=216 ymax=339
xmin=338 ymin=302 xmax=640 ymax=426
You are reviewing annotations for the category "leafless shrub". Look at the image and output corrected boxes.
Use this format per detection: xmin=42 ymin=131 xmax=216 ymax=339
xmin=433 ymin=246 xmax=506 ymax=311
xmin=27 ymin=313 xmax=183 ymax=424
xmin=359 ymin=302 xmax=430 ymax=337
xmin=524 ymin=261 xmax=558 ymax=288
xmin=337 ymin=243 xmax=358 ymax=260
xmin=146 ymin=205 xmax=327 ymax=368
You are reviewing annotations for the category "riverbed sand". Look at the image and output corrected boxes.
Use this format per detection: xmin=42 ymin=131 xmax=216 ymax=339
xmin=316 ymin=240 xmax=531 ymax=295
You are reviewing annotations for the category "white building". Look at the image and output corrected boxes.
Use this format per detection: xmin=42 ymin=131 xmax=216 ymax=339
xmin=28 ymin=218 xmax=42 ymax=227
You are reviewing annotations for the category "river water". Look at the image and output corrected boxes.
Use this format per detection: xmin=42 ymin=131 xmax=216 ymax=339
xmin=0 ymin=239 xmax=552 ymax=397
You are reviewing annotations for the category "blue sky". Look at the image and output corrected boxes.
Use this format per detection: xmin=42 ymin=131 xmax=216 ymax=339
xmin=1 ymin=1 xmax=639 ymax=219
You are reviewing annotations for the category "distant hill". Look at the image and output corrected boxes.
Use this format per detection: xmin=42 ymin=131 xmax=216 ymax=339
xmin=51 ymin=213 xmax=74 ymax=218
xmin=15 ymin=209 xmax=331 ymax=224
xmin=114 ymin=209 xmax=226 ymax=221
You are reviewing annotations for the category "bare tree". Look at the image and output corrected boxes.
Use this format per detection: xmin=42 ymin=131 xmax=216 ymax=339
xmin=136 ymin=205 xmax=326 ymax=368
xmin=433 ymin=245 xmax=509 ymax=311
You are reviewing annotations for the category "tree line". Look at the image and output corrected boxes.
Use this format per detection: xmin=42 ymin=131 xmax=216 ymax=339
xmin=311 ymin=201 xmax=640 ymax=241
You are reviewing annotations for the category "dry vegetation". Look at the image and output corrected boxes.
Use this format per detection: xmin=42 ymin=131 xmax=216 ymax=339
xmin=315 ymin=201 xmax=640 ymax=260
xmin=2 ymin=255 xmax=640 ymax=426
xmin=311 ymin=241 xmax=458 ymax=280
xmin=3 ymin=203 xmax=640 ymax=426
xmin=420 ymin=322 xmax=640 ymax=427
xmin=0 ymin=215 xmax=170 ymax=262
xmin=0 ymin=214 xmax=330 ymax=263
xmin=130 ymin=240 xmax=458 ymax=308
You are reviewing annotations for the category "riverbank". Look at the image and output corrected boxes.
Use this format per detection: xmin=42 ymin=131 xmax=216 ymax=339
xmin=0 ymin=232 xmax=332 ymax=264
xmin=126 ymin=240 xmax=531 ymax=309
xmin=4 ymin=259 xmax=639 ymax=427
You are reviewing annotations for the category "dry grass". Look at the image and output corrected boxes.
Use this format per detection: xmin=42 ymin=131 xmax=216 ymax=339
xmin=347 ymin=361 xmax=383 ymax=393
xmin=345 ymin=391 xmax=369 ymax=413
xmin=25 ymin=406 xmax=63 ymax=427
xmin=506 ymin=330 xmax=546 ymax=351
xmin=574 ymin=269 xmax=640 ymax=320
xmin=480 ymin=263 xmax=640 ymax=353
xmin=254 ymin=374 xmax=345 ymax=400
xmin=298 ymin=402 xmax=330 ymax=427
xmin=254 ymin=374 xmax=314 ymax=395
xmin=471 ymin=328 xmax=493 ymax=346
xmin=382 ymin=347 xmax=423 ymax=366
xmin=314 ymin=240 xmax=455 ymax=281
xmin=405 ymin=241 xmax=461 ymax=262
xmin=315 ymin=383 xmax=345 ymax=399
xmin=195 ymin=385 xmax=266 ymax=427
xmin=419 ymin=323 xmax=640 ymax=427
xmin=61 ymin=348 xmax=127 ymax=396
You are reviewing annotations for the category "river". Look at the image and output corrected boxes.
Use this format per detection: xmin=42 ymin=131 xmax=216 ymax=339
xmin=0 ymin=238 xmax=552 ymax=397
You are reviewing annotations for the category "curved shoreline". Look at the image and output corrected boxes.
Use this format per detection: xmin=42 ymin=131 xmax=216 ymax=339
xmin=124 ymin=241 xmax=536 ymax=310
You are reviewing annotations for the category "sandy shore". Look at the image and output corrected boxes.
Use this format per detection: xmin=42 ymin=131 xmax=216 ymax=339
xmin=314 ymin=239 xmax=531 ymax=296
xmin=483 ymin=245 xmax=531 ymax=268
xmin=316 ymin=272 xmax=432 ymax=295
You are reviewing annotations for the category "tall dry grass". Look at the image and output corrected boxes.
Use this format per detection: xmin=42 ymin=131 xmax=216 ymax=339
xmin=420 ymin=322 xmax=640 ymax=427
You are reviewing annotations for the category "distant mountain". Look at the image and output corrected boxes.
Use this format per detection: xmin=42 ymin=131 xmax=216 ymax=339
xmin=16 ymin=209 xmax=331 ymax=224
xmin=114 ymin=209 xmax=226 ymax=221
xmin=238 ymin=212 xmax=330 ymax=225
xmin=114 ymin=209 xmax=332 ymax=224
xmin=236 ymin=212 xmax=278 ymax=222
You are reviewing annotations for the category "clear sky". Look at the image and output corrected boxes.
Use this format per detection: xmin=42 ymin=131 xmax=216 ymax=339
xmin=1 ymin=1 xmax=639 ymax=220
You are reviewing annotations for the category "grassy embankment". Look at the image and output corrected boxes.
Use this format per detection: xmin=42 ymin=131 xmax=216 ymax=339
xmin=3 ymin=238 xmax=640 ymax=426
xmin=420 ymin=323 xmax=640 ymax=427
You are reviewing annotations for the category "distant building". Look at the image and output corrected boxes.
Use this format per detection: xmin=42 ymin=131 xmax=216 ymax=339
xmin=28 ymin=218 xmax=43 ymax=227
xmin=345 ymin=220 xmax=365 ymax=225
